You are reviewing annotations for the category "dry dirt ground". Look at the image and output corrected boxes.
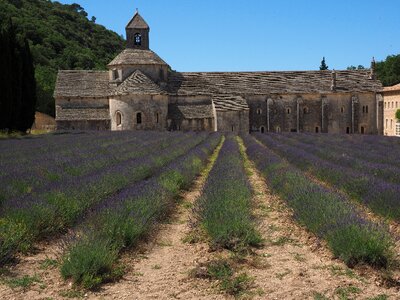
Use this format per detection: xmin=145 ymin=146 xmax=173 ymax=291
xmin=1 ymin=148 xmax=400 ymax=299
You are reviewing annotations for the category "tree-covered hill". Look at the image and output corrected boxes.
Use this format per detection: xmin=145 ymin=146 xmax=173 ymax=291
xmin=0 ymin=0 xmax=126 ymax=116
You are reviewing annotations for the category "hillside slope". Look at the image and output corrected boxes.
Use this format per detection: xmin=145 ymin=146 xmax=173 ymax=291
xmin=0 ymin=0 xmax=126 ymax=116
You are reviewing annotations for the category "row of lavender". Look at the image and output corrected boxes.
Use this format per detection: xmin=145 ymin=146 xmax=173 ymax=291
xmin=275 ymin=132 xmax=400 ymax=171
xmin=60 ymin=133 xmax=222 ymax=288
xmin=242 ymin=135 xmax=393 ymax=268
xmin=0 ymin=131 xmax=182 ymax=199
xmin=0 ymin=131 xmax=209 ymax=265
xmin=254 ymin=133 xmax=400 ymax=221
xmin=195 ymin=136 xmax=261 ymax=250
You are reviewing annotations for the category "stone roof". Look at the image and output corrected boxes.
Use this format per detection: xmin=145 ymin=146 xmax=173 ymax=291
xmin=383 ymin=83 xmax=400 ymax=92
xmin=168 ymin=103 xmax=214 ymax=120
xmin=212 ymin=95 xmax=249 ymax=112
xmin=167 ymin=70 xmax=383 ymax=95
xmin=54 ymin=70 xmax=110 ymax=98
xmin=108 ymin=49 xmax=168 ymax=67
xmin=114 ymin=70 xmax=164 ymax=96
xmin=56 ymin=107 xmax=110 ymax=121
xmin=126 ymin=12 xmax=149 ymax=29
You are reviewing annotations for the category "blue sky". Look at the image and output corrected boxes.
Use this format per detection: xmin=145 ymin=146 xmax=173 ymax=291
xmin=57 ymin=0 xmax=400 ymax=72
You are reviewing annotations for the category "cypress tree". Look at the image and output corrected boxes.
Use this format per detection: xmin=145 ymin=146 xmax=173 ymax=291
xmin=0 ymin=19 xmax=36 ymax=132
xmin=17 ymin=38 xmax=37 ymax=131
xmin=320 ymin=57 xmax=329 ymax=70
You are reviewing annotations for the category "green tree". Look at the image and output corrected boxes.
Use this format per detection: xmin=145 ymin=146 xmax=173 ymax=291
xmin=375 ymin=54 xmax=400 ymax=86
xmin=347 ymin=65 xmax=365 ymax=70
xmin=320 ymin=57 xmax=329 ymax=70
xmin=0 ymin=19 xmax=36 ymax=132
xmin=396 ymin=109 xmax=400 ymax=121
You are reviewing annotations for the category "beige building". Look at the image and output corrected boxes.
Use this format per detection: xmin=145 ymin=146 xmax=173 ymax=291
xmin=54 ymin=10 xmax=384 ymax=135
xmin=383 ymin=83 xmax=400 ymax=136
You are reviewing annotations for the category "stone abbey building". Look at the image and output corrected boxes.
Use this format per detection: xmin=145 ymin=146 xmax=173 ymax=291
xmin=54 ymin=11 xmax=384 ymax=134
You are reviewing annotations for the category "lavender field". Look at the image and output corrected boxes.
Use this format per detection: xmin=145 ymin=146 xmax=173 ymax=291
xmin=0 ymin=131 xmax=399 ymax=297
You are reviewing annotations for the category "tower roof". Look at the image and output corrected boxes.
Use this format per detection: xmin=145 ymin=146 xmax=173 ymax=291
xmin=126 ymin=10 xmax=149 ymax=29
xmin=108 ymin=49 xmax=168 ymax=67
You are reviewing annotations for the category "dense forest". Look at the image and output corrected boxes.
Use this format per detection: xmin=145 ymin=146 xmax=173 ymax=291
xmin=0 ymin=0 xmax=125 ymax=117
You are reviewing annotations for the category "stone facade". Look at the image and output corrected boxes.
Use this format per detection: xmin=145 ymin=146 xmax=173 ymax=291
xmin=383 ymin=84 xmax=400 ymax=136
xmin=54 ymin=10 xmax=384 ymax=135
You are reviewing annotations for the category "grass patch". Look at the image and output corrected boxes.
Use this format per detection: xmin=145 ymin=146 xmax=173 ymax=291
xmin=335 ymin=285 xmax=361 ymax=300
xmin=193 ymin=259 xmax=254 ymax=298
xmin=2 ymin=274 xmax=41 ymax=290
xmin=40 ymin=258 xmax=59 ymax=269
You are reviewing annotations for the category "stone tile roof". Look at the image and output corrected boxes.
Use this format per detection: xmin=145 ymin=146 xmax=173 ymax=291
xmin=54 ymin=70 xmax=110 ymax=98
xmin=108 ymin=49 xmax=168 ymax=67
xmin=168 ymin=103 xmax=214 ymax=119
xmin=126 ymin=12 xmax=149 ymax=29
xmin=383 ymin=83 xmax=400 ymax=92
xmin=167 ymin=70 xmax=383 ymax=95
xmin=212 ymin=95 xmax=249 ymax=112
xmin=56 ymin=107 xmax=110 ymax=121
xmin=114 ymin=70 xmax=164 ymax=95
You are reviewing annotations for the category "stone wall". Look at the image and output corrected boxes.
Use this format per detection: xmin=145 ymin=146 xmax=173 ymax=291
xmin=57 ymin=120 xmax=110 ymax=131
xmin=247 ymin=92 xmax=381 ymax=134
xmin=109 ymin=94 xmax=168 ymax=131
xmin=216 ymin=110 xmax=249 ymax=133
xmin=383 ymin=91 xmax=400 ymax=136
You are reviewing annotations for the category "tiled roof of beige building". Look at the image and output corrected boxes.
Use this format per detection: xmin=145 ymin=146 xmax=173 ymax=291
xmin=114 ymin=70 xmax=164 ymax=95
xmin=167 ymin=70 xmax=382 ymax=95
xmin=168 ymin=103 xmax=214 ymax=119
xmin=54 ymin=70 xmax=110 ymax=98
xmin=383 ymin=83 xmax=400 ymax=92
xmin=54 ymin=69 xmax=382 ymax=99
xmin=212 ymin=95 xmax=249 ymax=112
xmin=108 ymin=49 xmax=168 ymax=67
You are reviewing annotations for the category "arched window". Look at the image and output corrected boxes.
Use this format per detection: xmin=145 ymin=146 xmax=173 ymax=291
xmin=134 ymin=33 xmax=142 ymax=46
xmin=257 ymin=108 xmax=262 ymax=115
xmin=315 ymin=126 xmax=319 ymax=133
xmin=156 ymin=113 xmax=159 ymax=124
xmin=361 ymin=126 xmax=365 ymax=134
xmin=366 ymin=105 xmax=369 ymax=113
xmin=341 ymin=107 xmax=345 ymax=113
xmin=260 ymin=126 xmax=265 ymax=133
xmin=362 ymin=106 xmax=365 ymax=113
xmin=303 ymin=107 xmax=309 ymax=114
xmin=287 ymin=108 xmax=291 ymax=114
xmin=116 ymin=111 xmax=122 ymax=126
xmin=136 ymin=112 xmax=142 ymax=124
xmin=276 ymin=126 xmax=281 ymax=133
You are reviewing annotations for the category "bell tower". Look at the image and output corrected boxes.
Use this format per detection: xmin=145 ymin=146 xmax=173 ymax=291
xmin=126 ymin=9 xmax=150 ymax=50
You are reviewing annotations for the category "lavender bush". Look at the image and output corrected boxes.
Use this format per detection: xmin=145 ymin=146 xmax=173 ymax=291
xmin=243 ymin=135 xmax=393 ymax=268
xmin=254 ymin=133 xmax=400 ymax=221
xmin=60 ymin=133 xmax=222 ymax=289
xmin=195 ymin=136 xmax=262 ymax=250
xmin=0 ymin=131 xmax=208 ymax=264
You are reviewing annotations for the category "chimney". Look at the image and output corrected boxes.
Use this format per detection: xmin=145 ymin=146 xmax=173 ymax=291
xmin=369 ymin=57 xmax=376 ymax=80
xmin=331 ymin=70 xmax=337 ymax=91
